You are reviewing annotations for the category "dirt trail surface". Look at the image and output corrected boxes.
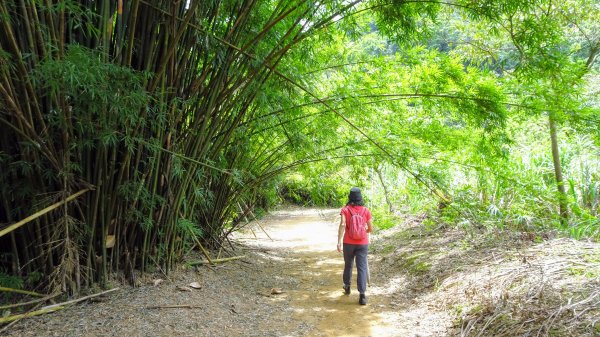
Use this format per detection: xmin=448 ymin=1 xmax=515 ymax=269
xmin=5 ymin=207 xmax=600 ymax=336
xmin=231 ymin=207 xmax=440 ymax=337
xmin=5 ymin=208 xmax=442 ymax=337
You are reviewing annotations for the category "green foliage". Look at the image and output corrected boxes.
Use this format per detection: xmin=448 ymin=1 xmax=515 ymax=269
xmin=397 ymin=251 xmax=432 ymax=275
xmin=177 ymin=217 xmax=202 ymax=254
xmin=568 ymin=218 xmax=600 ymax=240
xmin=278 ymin=173 xmax=346 ymax=207
xmin=33 ymin=45 xmax=149 ymax=139
xmin=24 ymin=271 xmax=43 ymax=288
xmin=567 ymin=265 xmax=600 ymax=279
xmin=370 ymin=208 xmax=399 ymax=231
xmin=370 ymin=0 xmax=442 ymax=44
xmin=0 ymin=271 xmax=23 ymax=289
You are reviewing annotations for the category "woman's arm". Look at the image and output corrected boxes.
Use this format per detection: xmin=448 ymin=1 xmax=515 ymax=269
xmin=337 ymin=214 xmax=345 ymax=252
xmin=366 ymin=219 xmax=373 ymax=233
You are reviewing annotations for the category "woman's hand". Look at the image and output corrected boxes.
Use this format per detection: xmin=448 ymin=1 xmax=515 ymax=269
xmin=337 ymin=243 xmax=342 ymax=252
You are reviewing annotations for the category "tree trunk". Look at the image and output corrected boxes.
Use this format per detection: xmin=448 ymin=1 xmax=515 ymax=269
xmin=374 ymin=166 xmax=394 ymax=213
xmin=548 ymin=114 xmax=568 ymax=224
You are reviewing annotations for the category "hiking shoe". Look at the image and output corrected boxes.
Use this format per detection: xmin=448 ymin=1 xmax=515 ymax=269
xmin=343 ymin=285 xmax=350 ymax=295
xmin=359 ymin=294 xmax=367 ymax=305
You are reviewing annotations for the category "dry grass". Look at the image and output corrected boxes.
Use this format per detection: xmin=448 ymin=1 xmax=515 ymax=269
xmin=372 ymin=215 xmax=600 ymax=337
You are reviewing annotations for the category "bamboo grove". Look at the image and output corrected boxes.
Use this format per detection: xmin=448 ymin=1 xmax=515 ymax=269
xmin=0 ymin=0 xmax=367 ymax=294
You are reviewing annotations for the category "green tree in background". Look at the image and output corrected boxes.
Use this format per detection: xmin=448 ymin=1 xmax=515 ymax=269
xmin=280 ymin=0 xmax=598 ymax=232
xmin=443 ymin=0 xmax=599 ymax=225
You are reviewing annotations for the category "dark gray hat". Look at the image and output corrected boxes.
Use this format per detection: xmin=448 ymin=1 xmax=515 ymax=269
xmin=348 ymin=187 xmax=363 ymax=203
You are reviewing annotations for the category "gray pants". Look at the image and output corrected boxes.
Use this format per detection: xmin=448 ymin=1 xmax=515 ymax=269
xmin=343 ymin=243 xmax=368 ymax=294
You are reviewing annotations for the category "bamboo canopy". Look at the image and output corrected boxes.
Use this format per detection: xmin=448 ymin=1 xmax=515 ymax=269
xmin=0 ymin=0 xmax=361 ymax=294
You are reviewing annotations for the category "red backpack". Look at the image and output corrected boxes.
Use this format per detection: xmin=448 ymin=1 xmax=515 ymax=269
xmin=345 ymin=206 xmax=367 ymax=240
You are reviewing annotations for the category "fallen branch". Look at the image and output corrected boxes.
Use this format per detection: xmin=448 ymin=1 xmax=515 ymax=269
xmin=0 ymin=316 xmax=20 ymax=333
xmin=146 ymin=304 xmax=204 ymax=309
xmin=256 ymin=222 xmax=273 ymax=241
xmin=0 ymin=293 xmax=61 ymax=310
xmin=0 ymin=306 xmax=64 ymax=324
xmin=187 ymin=224 xmax=213 ymax=264
xmin=0 ymin=287 xmax=46 ymax=298
xmin=0 ymin=293 xmax=61 ymax=332
xmin=0 ymin=188 xmax=91 ymax=238
xmin=188 ymin=255 xmax=246 ymax=266
xmin=42 ymin=287 xmax=120 ymax=310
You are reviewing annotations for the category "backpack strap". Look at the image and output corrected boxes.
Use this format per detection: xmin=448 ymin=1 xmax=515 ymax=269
xmin=359 ymin=206 xmax=367 ymax=218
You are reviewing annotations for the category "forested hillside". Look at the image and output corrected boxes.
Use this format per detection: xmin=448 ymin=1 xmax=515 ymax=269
xmin=0 ymin=0 xmax=598 ymax=299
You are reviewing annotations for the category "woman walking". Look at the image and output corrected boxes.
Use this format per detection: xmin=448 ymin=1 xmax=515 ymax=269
xmin=337 ymin=187 xmax=373 ymax=305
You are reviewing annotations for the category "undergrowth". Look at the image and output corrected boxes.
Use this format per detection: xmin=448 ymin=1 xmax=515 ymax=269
xmin=372 ymin=211 xmax=600 ymax=337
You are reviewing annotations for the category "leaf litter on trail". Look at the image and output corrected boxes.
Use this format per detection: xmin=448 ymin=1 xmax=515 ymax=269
xmin=188 ymin=282 xmax=202 ymax=289
xmin=176 ymin=286 xmax=193 ymax=292
xmin=270 ymin=288 xmax=284 ymax=295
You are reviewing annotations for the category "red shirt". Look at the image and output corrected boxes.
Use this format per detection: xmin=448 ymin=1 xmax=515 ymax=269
xmin=340 ymin=205 xmax=372 ymax=245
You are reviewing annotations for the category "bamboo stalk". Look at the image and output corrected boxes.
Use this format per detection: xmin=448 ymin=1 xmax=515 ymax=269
xmin=255 ymin=222 xmax=273 ymax=241
xmin=188 ymin=255 xmax=245 ymax=266
xmin=0 ymin=287 xmax=46 ymax=298
xmin=0 ymin=293 xmax=61 ymax=310
xmin=146 ymin=304 xmax=203 ymax=309
xmin=42 ymin=287 xmax=120 ymax=310
xmin=0 ymin=188 xmax=91 ymax=238
xmin=186 ymin=226 xmax=213 ymax=265
xmin=0 ymin=306 xmax=64 ymax=324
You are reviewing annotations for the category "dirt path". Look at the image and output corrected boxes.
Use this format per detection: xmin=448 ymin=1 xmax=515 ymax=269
xmin=233 ymin=207 xmax=448 ymax=337
xmin=5 ymin=207 xmax=445 ymax=337
xmin=236 ymin=208 xmax=397 ymax=336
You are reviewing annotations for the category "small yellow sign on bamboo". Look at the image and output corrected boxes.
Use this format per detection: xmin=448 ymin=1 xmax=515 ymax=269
xmin=105 ymin=235 xmax=116 ymax=248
